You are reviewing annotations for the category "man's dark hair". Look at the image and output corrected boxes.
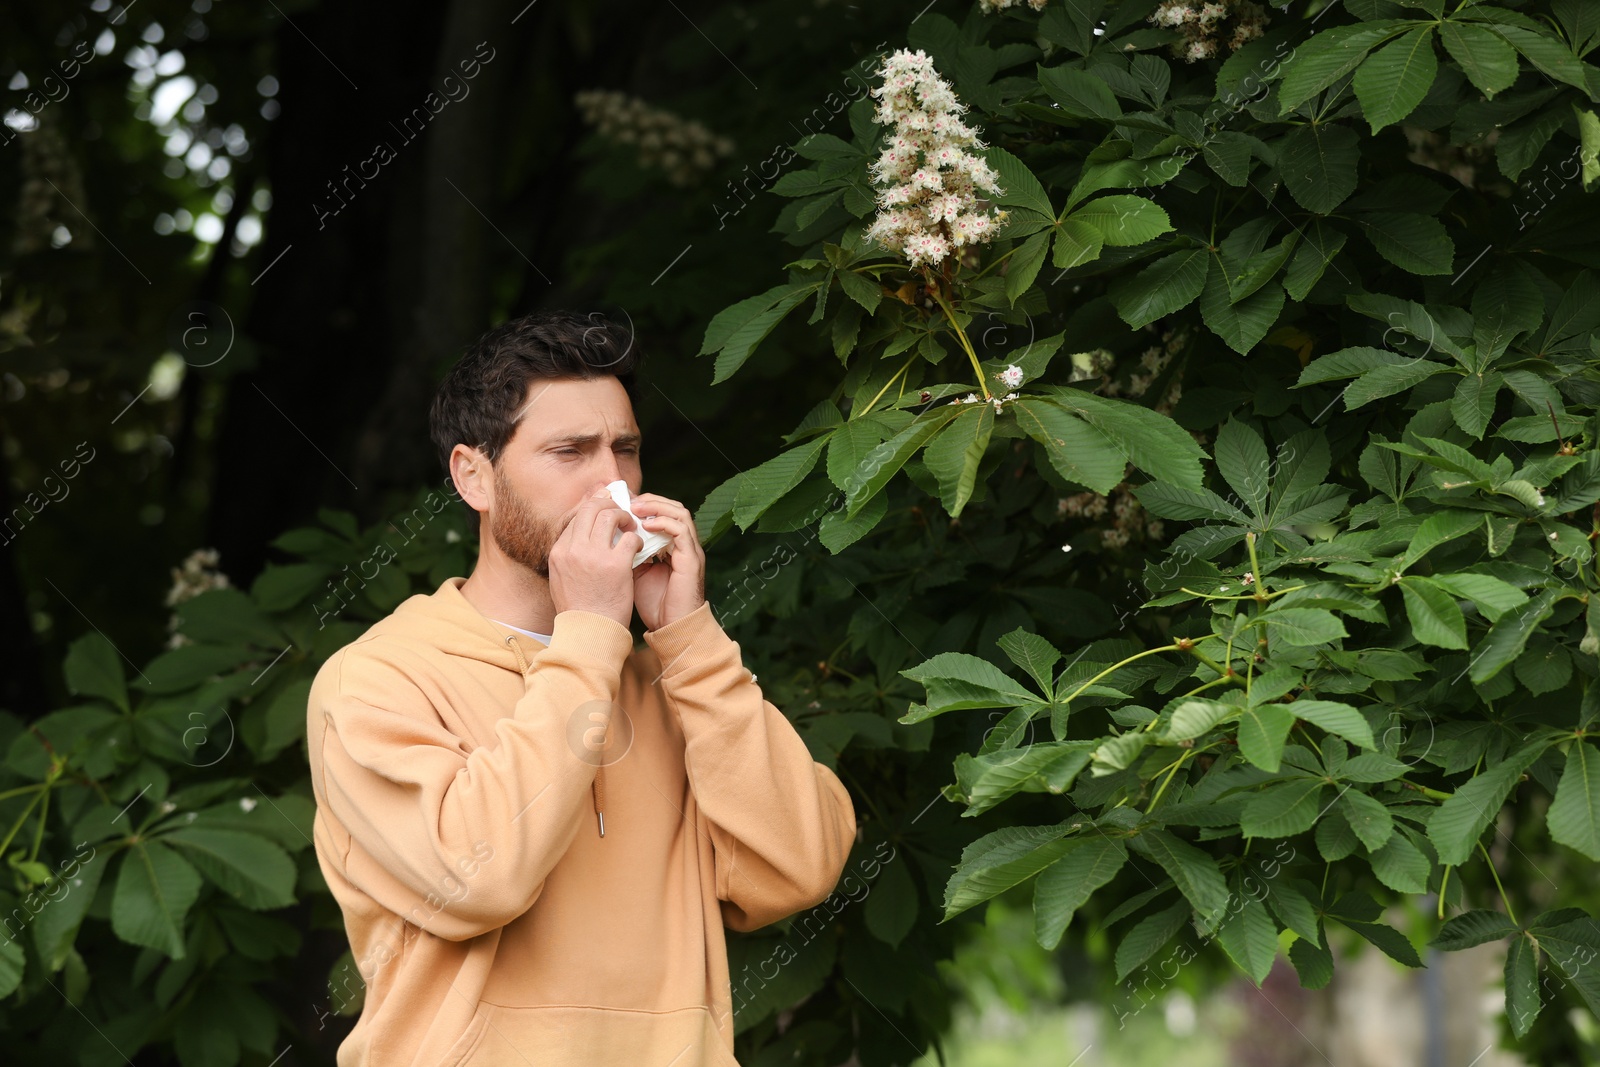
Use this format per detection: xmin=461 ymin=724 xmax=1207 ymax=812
xmin=428 ymin=309 xmax=644 ymax=476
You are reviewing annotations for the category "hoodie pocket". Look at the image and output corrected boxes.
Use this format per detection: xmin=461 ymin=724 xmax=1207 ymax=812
xmin=439 ymin=1002 xmax=492 ymax=1067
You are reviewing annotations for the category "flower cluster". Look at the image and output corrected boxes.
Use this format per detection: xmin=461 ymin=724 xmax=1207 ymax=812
xmin=864 ymin=49 xmax=1008 ymax=269
xmin=1404 ymin=126 xmax=1498 ymax=191
xmin=1149 ymin=1 xmax=1269 ymax=62
xmin=166 ymin=547 xmax=231 ymax=606
xmin=13 ymin=120 xmax=92 ymax=256
xmin=572 ymin=89 xmax=734 ymax=187
xmin=950 ymin=389 xmax=1021 ymax=412
xmin=1068 ymin=347 xmax=1117 ymax=383
xmin=165 ymin=547 xmax=231 ymax=648
xmin=977 ymin=0 xmax=1049 ymax=12
xmin=1057 ymin=483 xmax=1164 ymax=548
xmin=1094 ymin=326 xmax=1188 ymax=416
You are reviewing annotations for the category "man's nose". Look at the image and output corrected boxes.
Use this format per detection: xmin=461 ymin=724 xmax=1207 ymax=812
xmin=597 ymin=449 xmax=625 ymax=485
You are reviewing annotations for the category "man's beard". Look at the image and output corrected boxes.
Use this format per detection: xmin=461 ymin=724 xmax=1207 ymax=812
xmin=491 ymin=476 xmax=564 ymax=579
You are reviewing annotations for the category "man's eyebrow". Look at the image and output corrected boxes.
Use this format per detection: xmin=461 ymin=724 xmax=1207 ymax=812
xmin=540 ymin=432 xmax=643 ymax=448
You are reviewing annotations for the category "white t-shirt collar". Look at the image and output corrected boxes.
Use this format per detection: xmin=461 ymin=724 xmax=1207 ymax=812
xmin=492 ymin=619 xmax=552 ymax=644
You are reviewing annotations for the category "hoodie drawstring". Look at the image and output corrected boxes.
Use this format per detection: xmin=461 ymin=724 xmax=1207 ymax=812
xmin=505 ymin=633 xmax=606 ymax=840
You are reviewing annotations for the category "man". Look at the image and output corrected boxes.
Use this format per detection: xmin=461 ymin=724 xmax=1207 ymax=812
xmin=305 ymin=310 xmax=857 ymax=1067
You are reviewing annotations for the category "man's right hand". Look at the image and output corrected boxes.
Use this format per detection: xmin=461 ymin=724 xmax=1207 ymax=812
xmin=548 ymin=484 xmax=641 ymax=630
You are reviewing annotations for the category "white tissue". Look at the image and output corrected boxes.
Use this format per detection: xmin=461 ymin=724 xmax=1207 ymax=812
xmin=606 ymin=480 xmax=674 ymax=568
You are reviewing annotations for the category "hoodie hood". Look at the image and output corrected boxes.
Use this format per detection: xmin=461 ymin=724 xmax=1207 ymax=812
xmin=383 ymin=576 xmax=557 ymax=675
xmin=380 ymin=576 xmax=611 ymax=835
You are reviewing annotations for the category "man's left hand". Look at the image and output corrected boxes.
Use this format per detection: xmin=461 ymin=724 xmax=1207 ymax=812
xmin=629 ymin=493 xmax=706 ymax=631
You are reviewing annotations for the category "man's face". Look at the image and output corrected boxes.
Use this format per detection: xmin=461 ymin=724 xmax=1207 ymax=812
xmin=484 ymin=376 xmax=642 ymax=578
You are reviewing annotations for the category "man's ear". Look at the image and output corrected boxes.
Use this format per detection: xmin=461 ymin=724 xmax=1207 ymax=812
xmin=449 ymin=444 xmax=493 ymax=520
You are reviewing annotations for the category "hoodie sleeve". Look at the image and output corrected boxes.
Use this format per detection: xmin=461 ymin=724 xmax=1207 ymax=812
xmin=307 ymin=608 xmax=634 ymax=942
xmin=641 ymin=601 xmax=857 ymax=932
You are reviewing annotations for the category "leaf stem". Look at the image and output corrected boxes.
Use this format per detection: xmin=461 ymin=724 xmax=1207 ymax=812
xmin=859 ymin=351 xmax=920 ymax=418
xmin=1147 ymin=749 xmax=1194 ymax=811
xmin=1477 ymin=840 xmax=1517 ymax=926
xmin=836 ymin=762 xmax=892 ymax=831
xmin=1142 ymin=676 xmax=1238 ymax=733
xmin=28 ymin=785 xmax=50 ymax=863
xmin=1246 ymin=531 xmax=1269 ymax=599
xmin=927 ymin=285 xmax=992 ymax=399
xmin=1186 ymin=645 xmax=1232 ymax=679
xmin=1177 ymin=674 xmax=1237 ymax=702
xmin=0 ymin=789 xmax=46 ymax=863
xmin=1179 ymin=584 xmax=1306 ymax=602
xmin=970 ymin=243 xmax=1022 ymax=282
xmin=1399 ymin=779 xmax=1452 ymax=801
xmin=1059 ymin=643 xmax=1187 ymax=705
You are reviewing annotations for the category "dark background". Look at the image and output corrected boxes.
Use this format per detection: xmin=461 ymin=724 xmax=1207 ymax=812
xmin=1 ymin=0 xmax=903 ymax=716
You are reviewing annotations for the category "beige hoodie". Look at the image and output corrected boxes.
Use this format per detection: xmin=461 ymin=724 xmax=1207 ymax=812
xmin=306 ymin=576 xmax=857 ymax=1067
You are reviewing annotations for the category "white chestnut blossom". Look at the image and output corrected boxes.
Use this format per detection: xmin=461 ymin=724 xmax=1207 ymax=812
xmin=1057 ymin=481 xmax=1164 ymax=547
xmin=573 ymin=89 xmax=733 ymax=187
xmin=14 ymin=119 xmax=93 ymax=257
xmin=950 ymin=390 xmax=1020 ymax=407
xmin=164 ymin=547 xmax=232 ymax=649
xmin=1094 ymin=326 xmax=1189 ymax=415
xmin=977 ymin=0 xmax=1049 ymax=11
xmin=998 ymin=364 xmax=1024 ymax=390
xmin=1150 ymin=0 xmax=1269 ymax=61
xmin=990 ymin=391 xmax=1020 ymax=413
xmin=165 ymin=547 xmax=231 ymax=607
xmin=865 ymin=50 xmax=1008 ymax=269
